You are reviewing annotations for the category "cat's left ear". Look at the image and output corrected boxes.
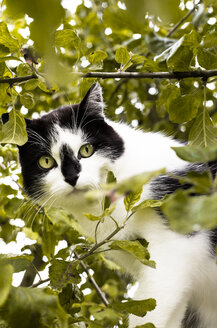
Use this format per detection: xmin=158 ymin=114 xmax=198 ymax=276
xmin=78 ymin=83 xmax=104 ymax=118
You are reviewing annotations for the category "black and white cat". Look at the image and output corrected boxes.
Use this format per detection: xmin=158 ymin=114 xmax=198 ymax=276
xmin=4 ymin=83 xmax=217 ymax=327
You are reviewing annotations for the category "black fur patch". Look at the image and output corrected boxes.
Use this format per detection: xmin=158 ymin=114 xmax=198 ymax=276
xmin=60 ymin=144 xmax=81 ymax=187
xmin=182 ymin=306 xmax=201 ymax=328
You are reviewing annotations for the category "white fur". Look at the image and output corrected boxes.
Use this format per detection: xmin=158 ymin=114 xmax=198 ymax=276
xmin=43 ymin=120 xmax=217 ymax=328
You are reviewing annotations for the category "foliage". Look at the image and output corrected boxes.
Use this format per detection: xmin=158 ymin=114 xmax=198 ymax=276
xmin=1 ymin=0 xmax=217 ymax=327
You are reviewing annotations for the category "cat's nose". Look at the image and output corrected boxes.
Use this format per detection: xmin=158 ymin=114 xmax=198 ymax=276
xmin=64 ymin=174 xmax=79 ymax=187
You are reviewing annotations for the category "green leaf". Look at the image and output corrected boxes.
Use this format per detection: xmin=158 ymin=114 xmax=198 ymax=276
xmin=115 ymin=47 xmax=130 ymax=66
xmin=0 ymin=254 xmax=33 ymax=273
xmin=84 ymin=204 xmax=116 ymax=221
xmin=20 ymin=92 xmax=35 ymax=109
xmin=167 ymin=94 xmax=199 ymax=123
xmin=162 ymin=190 xmax=217 ymax=233
xmin=124 ymin=188 xmax=143 ymax=212
xmin=197 ymin=47 xmax=217 ymax=70
xmin=49 ymin=259 xmax=80 ymax=290
xmin=188 ymin=107 xmax=217 ymax=147
xmin=55 ymin=29 xmax=80 ymax=49
xmin=113 ymin=298 xmax=156 ymax=317
xmin=0 ymin=264 xmax=13 ymax=306
xmin=110 ymin=240 xmax=155 ymax=268
xmin=16 ymin=63 xmax=32 ymax=76
xmin=0 ymin=287 xmax=68 ymax=328
xmin=172 ymin=145 xmax=217 ymax=162
xmin=132 ymin=199 xmax=165 ymax=212
xmin=0 ymin=22 xmax=19 ymax=53
xmin=0 ymin=108 xmax=28 ymax=146
xmin=88 ymin=51 xmax=107 ymax=64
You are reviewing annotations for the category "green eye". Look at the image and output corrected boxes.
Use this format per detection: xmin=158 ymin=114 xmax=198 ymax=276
xmin=38 ymin=155 xmax=55 ymax=169
xmin=79 ymin=143 xmax=94 ymax=158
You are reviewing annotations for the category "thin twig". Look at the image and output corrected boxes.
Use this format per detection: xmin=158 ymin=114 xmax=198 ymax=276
xmin=31 ymin=278 xmax=50 ymax=288
xmin=74 ymin=251 xmax=109 ymax=307
xmin=167 ymin=0 xmax=201 ymax=37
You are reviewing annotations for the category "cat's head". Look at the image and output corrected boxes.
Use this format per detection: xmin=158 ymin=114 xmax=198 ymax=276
xmin=3 ymin=83 xmax=124 ymax=209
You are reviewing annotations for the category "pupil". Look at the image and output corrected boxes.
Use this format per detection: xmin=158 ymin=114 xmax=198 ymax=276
xmin=45 ymin=157 xmax=49 ymax=164
xmin=85 ymin=146 xmax=89 ymax=153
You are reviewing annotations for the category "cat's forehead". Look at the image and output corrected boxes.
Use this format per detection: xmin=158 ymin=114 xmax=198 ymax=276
xmin=51 ymin=124 xmax=85 ymax=156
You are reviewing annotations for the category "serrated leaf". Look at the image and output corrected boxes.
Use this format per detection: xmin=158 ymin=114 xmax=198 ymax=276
xmin=0 ymin=287 xmax=68 ymax=328
xmin=0 ymin=254 xmax=33 ymax=272
xmin=113 ymin=298 xmax=156 ymax=317
xmin=0 ymin=22 xmax=19 ymax=52
xmin=115 ymin=47 xmax=130 ymax=66
xmin=167 ymin=94 xmax=199 ymax=123
xmin=124 ymin=188 xmax=142 ymax=212
xmin=0 ymin=264 xmax=13 ymax=306
xmin=188 ymin=107 xmax=217 ymax=147
xmin=110 ymin=240 xmax=155 ymax=268
xmin=172 ymin=145 xmax=217 ymax=162
xmin=0 ymin=108 xmax=28 ymax=146
xmin=88 ymin=50 xmax=107 ymax=64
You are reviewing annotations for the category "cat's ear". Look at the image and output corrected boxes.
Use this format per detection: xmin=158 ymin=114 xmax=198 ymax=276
xmin=78 ymin=83 xmax=103 ymax=118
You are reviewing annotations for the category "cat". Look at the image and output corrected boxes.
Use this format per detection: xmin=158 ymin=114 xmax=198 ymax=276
xmin=3 ymin=83 xmax=217 ymax=328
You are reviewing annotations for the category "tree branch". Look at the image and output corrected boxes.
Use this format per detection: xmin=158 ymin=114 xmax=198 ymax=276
xmin=82 ymin=70 xmax=217 ymax=80
xmin=1 ymin=69 xmax=217 ymax=86
xmin=74 ymin=251 xmax=109 ymax=307
xmin=0 ymin=74 xmax=37 ymax=85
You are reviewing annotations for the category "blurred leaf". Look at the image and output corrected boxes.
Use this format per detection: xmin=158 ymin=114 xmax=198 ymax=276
xmin=0 ymin=254 xmax=33 ymax=272
xmin=172 ymin=145 xmax=217 ymax=162
xmin=197 ymin=47 xmax=217 ymax=70
xmin=162 ymin=190 xmax=217 ymax=233
xmin=0 ymin=108 xmax=28 ymax=146
xmin=167 ymin=94 xmax=199 ymax=123
xmin=0 ymin=287 xmax=68 ymax=328
xmin=0 ymin=264 xmax=13 ymax=306
xmin=55 ymin=29 xmax=80 ymax=49
xmin=20 ymin=92 xmax=35 ymax=109
xmin=88 ymin=50 xmax=107 ymax=64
